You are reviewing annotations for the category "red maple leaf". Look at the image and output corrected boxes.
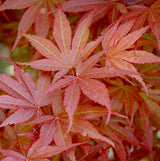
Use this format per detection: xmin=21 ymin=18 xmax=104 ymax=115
xmin=62 ymin=0 xmax=128 ymax=23
xmin=16 ymin=9 xmax=138 ymax=132
xmin=0 ymin=137 xmax=84 ymax=161
xmin=22 ymin=102 xmax=115 ymax=160
xmin=101 ymin=19 xmax=160 ymax=94
xmin=0 ymin=0 xmax=66 ymax=51
xmin=99 ymin=116 xmax=141 ymax=161
xmin=44 ymin=51 xmax=137 ymax=133
xmin=18 ymin=9 xmax=101 ymax=82
xmin=0 ymin=58 xmax=52 ymax=127
xmin=62 ymin=0 xmax=160 ymax=49
xmin=122 ymin=0 xmax=160 ymax=49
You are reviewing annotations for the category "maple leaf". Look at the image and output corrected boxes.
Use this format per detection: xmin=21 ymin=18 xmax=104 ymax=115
xmin=0 ymin=137 xmax=84 ymax=161
xmin=44 ymin=50 xmax=138 ymax=133
xmin=0 ymin=58 xmax=52 ymax=127
xmin=18 ymin=9 xmax=102 ymax=82
xmin=102 ymin=19 xmax=160 ymax=95
xmin=22 ymin=104 xmax=115 ymax=154
xmin=139 ymin=89 xmax=160 ymax=125
xmin=108 ymin=78 xmax=140 ymax=120
xmin=97 ymin=112 xmax=143 ymax=161
xmin=137 ymin=63 xmax=160 ymax=85
xmin=122 ymin=0 xmax=160 ymax=49
xmin=0 ymin=0 xmax=66 ymax=51
xmin=106 ymin=130 xmax=127 ymax=161
xmin=23 ymin=113 xmax=75 ymax=161
xmin=62 ymin=0 xmax=128 ymax=23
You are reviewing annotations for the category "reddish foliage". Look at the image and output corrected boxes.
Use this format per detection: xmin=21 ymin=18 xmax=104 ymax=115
xmin=0 ymin=0 xmax=160 ymax=161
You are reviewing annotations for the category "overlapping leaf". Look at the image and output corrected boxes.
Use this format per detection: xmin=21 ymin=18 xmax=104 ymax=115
xmin=139 ymin=90 xmax=160 ymax=123
xmin=45 ymin=50 xmax=138 ymax=133
xmin=18 ymin=9 xmax=102 ymax=82
xmin=0 ymin=0 xmax=66 ymax=50
xmin=102 ymin=19 xmax=160 ymax=94
xmin=108 ymin=78 xmax=139 ymax=116
xmin=99 ymin=114 xmax=141 ymax=161
xmin=24 ymin=103 xmax=115 ymax=147
xmin=1 ymin=0 xmax=160 ymax=160
xmin=122 ymin=0 xmax=160 ymax=49
xmin=0 ymin=59 xmax=52 ymax=127
xmin=62 ymin=0 xmax=128 ymax=23
xmin=0 ymin=137 xmax=84 ymax=161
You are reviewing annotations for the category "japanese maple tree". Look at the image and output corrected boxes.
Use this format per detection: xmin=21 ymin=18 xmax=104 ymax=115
xmin=0 ymin=0 xmax=160 ymax=161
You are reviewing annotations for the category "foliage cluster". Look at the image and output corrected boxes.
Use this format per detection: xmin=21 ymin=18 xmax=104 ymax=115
xmin=0 ymin=0 xmax=160 ymax=160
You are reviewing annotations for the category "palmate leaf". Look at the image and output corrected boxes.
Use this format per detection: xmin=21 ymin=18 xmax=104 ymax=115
xmin=0 ymin=59 xmax=52 ymax=127
xmin=0 ymin=137 xmax=83 ymax=161
xmin=122 ymin=0 xmax=160 ymax=49
xmin=102 ymin=19 xmax=160 ymax=94
xmin=46 ymin=49 xmax=137 ymax=133
xmin=59 ymin=105 xmax=114 ymax=147
xmin=49 ymin=75 xmax=110 ymax=134
xmin=108 ymin=123 xmax=140 ymax=147
xmin=22 ymin=104 xmax=114 ymax=159
xmin=100 ymin=126 xmax=127 ymax=161
xmin=100 ymin=116 xmax=141 ymax=161
xmin=108 ymin=78 xmax=139 ymax=116
xmin=0 ymin=0 xmax=66 ymax=50
xmin=23 ymin=114 xmax=76 ymax=160
xmin=139 ymin=91 xmax=160 ymax=123
xmin=18 ymin=9 xmax=100 ymax=81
